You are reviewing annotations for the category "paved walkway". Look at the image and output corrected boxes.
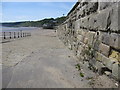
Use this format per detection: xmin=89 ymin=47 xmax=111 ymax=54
xmin=2 ymin=29 xmax=117 ymax=88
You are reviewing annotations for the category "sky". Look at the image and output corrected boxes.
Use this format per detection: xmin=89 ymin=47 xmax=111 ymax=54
xmin=1 ymin=2 xmax=76 ymax=22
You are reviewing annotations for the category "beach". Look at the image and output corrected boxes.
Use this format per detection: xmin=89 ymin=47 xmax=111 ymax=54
xmin=2 ymin=28 xmax=59 ymax=67
xmin=1 ymin=28 xmax=118 ymax=88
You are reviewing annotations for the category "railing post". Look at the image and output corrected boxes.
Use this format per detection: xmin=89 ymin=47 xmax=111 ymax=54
xmin=23 ymin=33 xmax=24 ymax=37
xmin=3 ymin=32 xmax=6 ymax=39
xmin=14 ymin=32 xmax=16 ymax=38
xmin=18 ymin=32 xmax=19 ymax=38
xmin=9 ymin=32 xmax=11 ymax=39
xmin=21 ymin=30 xmax=22 ymax=37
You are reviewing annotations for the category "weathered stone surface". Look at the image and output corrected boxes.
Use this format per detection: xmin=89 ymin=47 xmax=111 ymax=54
xmin=89 ymin=15 xmax=97 ymax=30
xmin=77 ymin=35 xmax=84 ymax=42
xmin=81 ymin=29 xmax=87 ymax=36
xmin=104 ymin=71 xmax=112 ymax=76
xmin=96 ymin=52 xmax=103 ymax=61
xmin=101 ymin=33 xmax=110 ymax=45
xmin=96 ymin=61 xmax=104 ymax=71
xmin=77 ymin=45 xmax=84 ymax=57
xmin=118 ymin=2 xmax=120 ymax=32
xmin=89 ymin=8 xmax=111 ymax=30
xmin=98 ymin=2 xmax=113 ymax=10
xmin=57 ymin=1 xmax=120 ymax=81
xmin=109 ymin=50 xmax=120 ymax=62
xmin=101 ymin=33 xmax=120 ymax=49
xmin=81 ymin=5 xmax=87 ymax=17
xmin=109 ymin=33 xmax=120 ymax=49
xmin=102 ymin=55 xmax=116 ymax=70
xmin=92 ymin=32 xmax=100 ymax=50
xmin=87 ymin=31 xmax=95 ymax=45
xmin=82 ymin=17 xmax=89 ymax=29
xmin=98 ymin=31 xmax=104 ymax=42
xmin=86 ymin=2 xmax=98 ymax=15
xmin=77 ymin=29 xmax=83 ymax=35
xmin=77 ymin=6 xmax=85 ymax=18
xmin=75 ymin=20 xmax=80 ymax=30
xmin=94 ymin=8 xmax=111 ymax=31
xmin=94 ymin=41 xmax=100 ymax=51
xmin=76 ymin=50 xmax=81 ymax=58
xmin=83 ymin=38 xmax=88 ymax=44
xmin=109 ymin=4 xmax=119 ymax=32
xmin=68 ymin=43 xmax=72 ymax=49
xmin=112 ymin=63 xmax=120 ymax=80
xmin=79 ymin=18 xmax=84 ymax=28
xmin=99 ymin=43 xmax=110 ymax=57
xmin=89 ymin=58 xmax=96 ymax=67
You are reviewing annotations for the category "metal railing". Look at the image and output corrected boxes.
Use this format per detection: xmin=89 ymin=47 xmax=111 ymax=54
xmin=1 ymin=30 xmax=31 ymax=43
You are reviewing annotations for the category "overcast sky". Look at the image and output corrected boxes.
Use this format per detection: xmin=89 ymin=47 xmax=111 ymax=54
xmin=2 ymin=2 xmax=76 ymax=22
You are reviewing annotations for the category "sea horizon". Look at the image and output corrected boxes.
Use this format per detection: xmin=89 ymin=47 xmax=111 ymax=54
xmin=0 ymin=26 xmax=38 ymax=32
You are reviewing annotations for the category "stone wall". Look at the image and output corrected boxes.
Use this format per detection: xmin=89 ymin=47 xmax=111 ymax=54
xmin=57 ymin=0 xmax=120 ymax=81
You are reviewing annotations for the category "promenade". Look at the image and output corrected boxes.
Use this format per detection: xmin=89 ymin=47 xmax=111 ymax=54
xmin=2 ymin=28 xmax=117 ymax=88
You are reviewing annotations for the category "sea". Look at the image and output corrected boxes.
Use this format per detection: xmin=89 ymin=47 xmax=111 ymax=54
xmin=0 ymin=26 xmax=38 ymax=32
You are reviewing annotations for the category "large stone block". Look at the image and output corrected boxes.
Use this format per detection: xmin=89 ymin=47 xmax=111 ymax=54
xmin=101 ymin=33 xmax=110 ymax=45
xmin=109 ymin=50 xmax=120 ymax=62
xmin=81 ymin=17 xmax=89 ymax=29
xmin=100 ymin=33 xmax=120 ymax=50
xmin=87 ymin=31 xmax=95 ymax=45
xmin=119 ymin=2 xmax=120 ymax=32
xmin=77 ymin=11 xmax=80 ymax=19
xmin=112 ymin=63 xmax=120 ymax=80
xmin=89 ymin=3 xmax=119 ymax=32
xmin=94 ymin=8 xmax=111 ymax=31
xmin=77 ymin=7 xmax=84 ymax=18
xmin=109 ymin=33 xmax=120 ymax=49
xmin=98 ymin=2 xmax=114 ymax=11
xmin=99 ymin=43 xmax=110 ymax=57
xmin=86 ymin=2 xmax=98 ymax=15
xmin=79 ymin=18 xmax=84 ymax=28
xmin=89 ymin=15 xmax=97 ymax=30
xmin=80 ymin=5 xmax=87 ymax=17
xmin=75 ymin=20 xmax=80 ymax=30
xmin=109 ymin=3 xmax=119 ymax=32
xmin=102 ymin=55 xmax=117 ymax=70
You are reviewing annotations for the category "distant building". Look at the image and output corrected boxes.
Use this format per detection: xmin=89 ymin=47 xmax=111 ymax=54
xmin=42 ymin=20 xmax=57 ymax=29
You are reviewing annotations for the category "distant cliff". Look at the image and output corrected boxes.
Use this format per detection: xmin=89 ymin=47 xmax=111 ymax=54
xmin=2 ymin=16 xmax=66 ymax=28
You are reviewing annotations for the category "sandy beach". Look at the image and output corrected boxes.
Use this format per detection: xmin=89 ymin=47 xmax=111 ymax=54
xmin=1 ymin=28 xmax=118 ymax=88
